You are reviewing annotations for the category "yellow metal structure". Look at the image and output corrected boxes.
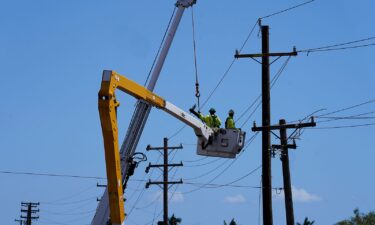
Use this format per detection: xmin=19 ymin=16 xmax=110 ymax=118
xmin=98 ymin=70 xmax=165 ymax=225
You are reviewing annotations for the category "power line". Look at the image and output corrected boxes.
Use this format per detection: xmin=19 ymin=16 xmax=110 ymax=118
xmin=40 ymin=200 xmax=95 ymax=214
xmin=182 ymin=155 xmax=208 ymax=163
xmin=184 ymin=165 xmax=261 ymax=189
xmin=168 ymin=19 xmax=260 ymax=141
xmin=41 ymin=196 xmax=97 ymax=206
xmin=317 ymin=110 xmax=375 ymax=123
xmin=202 ymin=0 xmax=314 ymax=109
xmin=126 ymin=155 xmax=162 ymax=217
xmin=183 ymin=157 xmax=222 ymax=167
xmin=239 ymin=56 xmax=292 ymax=128
xmin=298 ymin=36 xmax=375 ymax=54
xmin=41 ymin=185 xmax=96 ymax=204
xmin=182 ymin=133 xmax=259 ymax=194
xmin=289 ymin=108 xmax=327 ymax=124
xmin=42 ymin=209 xmax=96 ymax=216
xmin=183 ymin=159 xmax=231 ymax=181
xmin=260 ymin=0 xmax=315 ymax=20
xmin=316 ymin=99 xmax=375 ymax=117
xmin=300 ymin=43 xmax=375 ymax=53
xmin=0 ymin=170 xmax=105 ymax=180
xmin=311 ymin=122 xmax=375 ymax=130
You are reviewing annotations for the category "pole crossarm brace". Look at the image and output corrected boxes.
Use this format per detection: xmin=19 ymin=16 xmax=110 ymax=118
xmin=21 ymin=202 xmax=40 ymax=206
xmin=252 ymin=117 xmax=316 ymax=132
xmin=145 ymin=162 xmax=183 ymax=173
xmin=272 ymin=144 xmax=297 ymax=149
xmin=234 ymin=47 xmax=297 ymax=59
xmin=20 ymin=216 xmax=39 ymax=219
xmin=21 ymin=210 xmax=39 ymax=213
xmin=145 ymin=179 xmax=183 ymax=189
xmin=146 ymin=144 xmax=183 ymax=151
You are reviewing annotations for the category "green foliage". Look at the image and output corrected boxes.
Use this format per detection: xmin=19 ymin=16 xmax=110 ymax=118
xmin=169 ymin=214 xmax=182 ymax=225
xmin=335 ymin=208 xmax=375 ymax=225
xmin=297 ymin=217 xmax=315 ymax=225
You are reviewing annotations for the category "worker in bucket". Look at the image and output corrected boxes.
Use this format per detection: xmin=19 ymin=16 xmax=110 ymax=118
xmin=225 ymin=109 xmax=236 ymax=129
xmin=199 ymin=107 xmax=221 ymax=128
xmin=189 ymin=105 xmax=221 ymax=129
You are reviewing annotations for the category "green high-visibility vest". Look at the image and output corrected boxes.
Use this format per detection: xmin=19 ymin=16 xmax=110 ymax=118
xmin=225 ymin=116 xmax=236 ymax=129
xmin=199 ymin=113 xmax=221 ymax=128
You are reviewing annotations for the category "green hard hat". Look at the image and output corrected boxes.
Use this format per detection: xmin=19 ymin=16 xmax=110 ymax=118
xmin=209 ymin=108 xmax=216 ymax=113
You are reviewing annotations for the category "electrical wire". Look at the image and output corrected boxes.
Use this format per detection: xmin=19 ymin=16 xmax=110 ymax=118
xmin=201 ymin=0 xmax=314 ymax=109
xmin=41 ymin=196 xmax=97 ymax=206
xmin=184 ymin=165 xmax=261 ymax=189
xmin=298 ymin=36 xmax=375 ymax=54
xmin=126 ymin=158 xmax=163 ymax=218
xmin=182 ymin=133 xmax=259 ymax=194
xmin=183 ymin=157 xmax=222 ymax=168
xmin=127 ymin=141 xmax=182 ymax=218
xmin=260 ymin=0 xmax=315 ymax=20
xmin=0 ymin=170 xmax=105 ymax=180
xmin=317 ymin=111 xmax=375 ymax=123
xmin=41 ymin=185 xmax=96 ymax=204
xmin=168 ymin=18 xmax=260 ymax=140
xmin=289 ymin=108 xmax=327 ymax=124
xmin=316 ymin=99 xmax=375 ymax=117
xmin=311 ymin=122 xmax=375 ymax=130
xmin=40 ymin=200 xmax=96 ymax=215
xmin=302 ymin=43 xmax=375 ymax=53
xmin=42 ymin=209 xmax=96 ymax=216
xmin=183 ymin=159 xmax=232 ymax=181
xmin=183 ymin=156 xmax=208 ymax=163
xmin=239 ymin=56 xmax=292 ymax=128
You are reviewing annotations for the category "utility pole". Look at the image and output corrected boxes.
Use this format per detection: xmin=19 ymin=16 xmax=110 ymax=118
xmin=145 ymin=138 xmax=183 ymax=225
xmin=235 ymin=24 xmax=297 ymax=225
xmin=253 ymin=118 xmax=316 ymax=225
xmin=17 ymin=202 xmax=39 ymax=225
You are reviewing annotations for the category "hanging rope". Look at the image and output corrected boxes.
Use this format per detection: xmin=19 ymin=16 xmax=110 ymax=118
xmin=191 ymin=6 xmax=201 ymax=111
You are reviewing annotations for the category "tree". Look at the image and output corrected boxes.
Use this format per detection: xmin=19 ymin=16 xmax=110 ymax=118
xmin=335 ymin=208 xmax=375 ymax=225
xmin=169 ymin=214 xmax=182 ymax=225
xmin=297 ymin=217 xmax=315 ymax=225
xmin=223 ymin=218 xmax=237 ymax=225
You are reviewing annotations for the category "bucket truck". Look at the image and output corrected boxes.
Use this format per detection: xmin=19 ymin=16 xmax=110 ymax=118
xmin=98 ymin=70 xmax=246 ymax=225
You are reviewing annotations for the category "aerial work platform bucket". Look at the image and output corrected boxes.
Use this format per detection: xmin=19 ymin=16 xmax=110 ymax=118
xmin=197 ymin=129 xmax=246 ymax=158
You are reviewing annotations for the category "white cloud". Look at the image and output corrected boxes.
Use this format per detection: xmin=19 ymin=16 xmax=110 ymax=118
xmin=151 ymin=191 xmax=184 ymax=203
xmin=224 ymin=194 xmax=246 ymax=204
xmin=274 ymin=186 xmax=321 ymax=203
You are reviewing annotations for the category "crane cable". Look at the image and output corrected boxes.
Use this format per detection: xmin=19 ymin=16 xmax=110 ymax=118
xmin=191 ymin=6 xmax=201 ymax=111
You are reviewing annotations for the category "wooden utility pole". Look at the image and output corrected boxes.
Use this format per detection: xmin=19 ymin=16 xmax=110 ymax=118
xmin=261 ymin=25 xmax=273 ymax=225
xmin=279 ymin=119 xmax=296 ymax=225
xmin=146 ymin=138 xmax=183 ymax=225
xmin=18 ymin=202 xmax=39 ymax=225
xmin=235 ymin=25 xmax=297 ymax=225
xmin=254 ymin=118 xmax=316 ymax=225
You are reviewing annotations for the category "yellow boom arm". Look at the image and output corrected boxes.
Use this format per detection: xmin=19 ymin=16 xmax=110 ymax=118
xmin=98 ymin=70 xmax=166 ymax=225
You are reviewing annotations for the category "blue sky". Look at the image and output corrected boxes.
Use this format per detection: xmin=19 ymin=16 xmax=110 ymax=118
xmin=1 ymin=0 xmax=374 ymax=225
